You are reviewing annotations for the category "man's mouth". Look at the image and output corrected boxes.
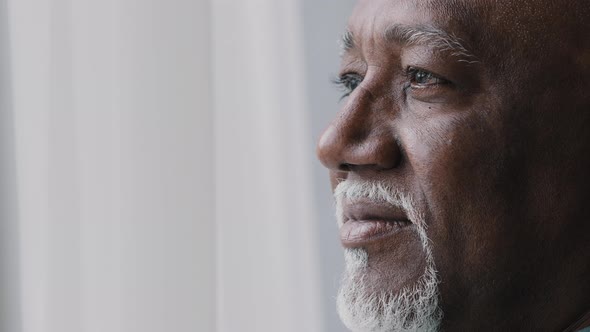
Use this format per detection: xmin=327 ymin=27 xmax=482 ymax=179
xmin=340 ymin=198 xmax=412 ymax=248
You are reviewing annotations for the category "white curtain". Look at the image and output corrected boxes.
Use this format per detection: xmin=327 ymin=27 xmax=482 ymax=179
xmin=0 ymin=0 xmax=323 ymax=331
xmin=213 ymin=1 xmax=323 ymax=331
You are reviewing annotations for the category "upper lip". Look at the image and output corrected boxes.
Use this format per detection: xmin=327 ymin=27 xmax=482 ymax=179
xmin=343 ymin=198 xmax=411 ymax=224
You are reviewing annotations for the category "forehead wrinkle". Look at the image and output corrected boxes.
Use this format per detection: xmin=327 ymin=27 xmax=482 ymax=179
xmin=384 ymin=24 xmax=479 ymax=64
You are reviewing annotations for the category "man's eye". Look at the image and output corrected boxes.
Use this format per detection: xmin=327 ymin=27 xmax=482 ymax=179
xmin=333 ymin=73 xmax=363 ymax=99
xmin=407 ymin=67 xmax=448 ymax=88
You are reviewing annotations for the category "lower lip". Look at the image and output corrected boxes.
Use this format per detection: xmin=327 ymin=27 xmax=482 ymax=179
xmin=340 ymin=220 xmax=410 ymax=248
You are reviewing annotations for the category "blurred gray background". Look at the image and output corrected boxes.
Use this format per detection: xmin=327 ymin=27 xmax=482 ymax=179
xmin=302 ymin=1 xmax=356 ymax=331
xmin=0 ymin=0 xmax=357 ymax=331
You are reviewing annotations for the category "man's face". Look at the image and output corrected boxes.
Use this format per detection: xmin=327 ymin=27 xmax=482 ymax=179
xmin=317 ymin=0 xmax=590 ymax=331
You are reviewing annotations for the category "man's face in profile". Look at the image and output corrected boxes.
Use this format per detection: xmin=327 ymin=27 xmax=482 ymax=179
xmin=317 ymin=0 xmax=590 ymax=331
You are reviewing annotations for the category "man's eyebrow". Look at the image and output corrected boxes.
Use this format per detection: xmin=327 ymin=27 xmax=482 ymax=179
xmin=339 ymin=29 xmax=355 ymax=55
xmin=384 ymin=24 xmax=479 ymax=63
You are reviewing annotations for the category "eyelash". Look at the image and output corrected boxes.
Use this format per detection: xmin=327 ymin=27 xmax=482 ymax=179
xmin=332 ymin=73 xmax=363 ymax=99
xmin=333 ymin=68 xmax=449 ymax=99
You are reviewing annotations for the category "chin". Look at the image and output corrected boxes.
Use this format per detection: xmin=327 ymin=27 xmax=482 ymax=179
xmin=337 ymin=247 xmax=442 ymax=332
xmin=336 ymin=216 xmax=443 ymax=332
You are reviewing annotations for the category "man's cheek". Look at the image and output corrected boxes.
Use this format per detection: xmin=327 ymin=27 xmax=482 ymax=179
xmin=400 ymin=117 xmax=467 ymax=184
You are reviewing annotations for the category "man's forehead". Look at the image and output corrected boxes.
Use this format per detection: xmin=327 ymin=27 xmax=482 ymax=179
xmin=344 ymin=0 xmax=483 ymax=57
xmin=347 ymin=0 xmax=481 ymax=44
xmin=350 ymin=0 xmax=481 ymax=23
xmin=347 ymin=0 xmax=580 ymax=36
xmin=345 ymin=0 xmax=590 ymax=62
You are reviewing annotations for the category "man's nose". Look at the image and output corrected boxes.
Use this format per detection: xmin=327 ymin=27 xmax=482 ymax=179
xmin=316 ymin=93 xmax=401 ymax=173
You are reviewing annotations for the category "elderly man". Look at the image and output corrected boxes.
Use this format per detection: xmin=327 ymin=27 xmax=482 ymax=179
xmin=316 ymin=0 xmax=590 ymax=331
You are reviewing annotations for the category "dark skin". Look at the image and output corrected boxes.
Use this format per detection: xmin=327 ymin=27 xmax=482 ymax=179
xmin=317 ymin=0 xmax=590 ymax=331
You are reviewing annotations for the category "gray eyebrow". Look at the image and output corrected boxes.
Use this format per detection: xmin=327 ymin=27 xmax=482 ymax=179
xmin=384 ymin=24 xmax=479 ymax=63
xmin=339 ymin=29 xmax=355 ymax=55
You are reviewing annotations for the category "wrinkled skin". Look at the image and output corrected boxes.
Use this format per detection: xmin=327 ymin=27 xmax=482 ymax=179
xmin=317 ymin=0 xmax=590 ymax=330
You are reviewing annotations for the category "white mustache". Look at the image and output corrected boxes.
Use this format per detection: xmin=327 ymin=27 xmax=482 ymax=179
xmin=334 ymin=180 xmax=422 ymax=225
xmin=334 ymin=179 xmax=431 ymax=252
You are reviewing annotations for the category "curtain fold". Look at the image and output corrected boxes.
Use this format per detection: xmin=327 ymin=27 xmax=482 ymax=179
xmin=0 ymin=0 xmax=23 ymax=330
xmin=213 ymin=1 xmax=322 ymax=331
xmin=4 ymin=0 xmax=216 ymax=331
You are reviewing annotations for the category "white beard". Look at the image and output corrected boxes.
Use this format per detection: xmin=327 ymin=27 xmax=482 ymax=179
xmin=335 ymin=180 xmax=443 ymax=332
